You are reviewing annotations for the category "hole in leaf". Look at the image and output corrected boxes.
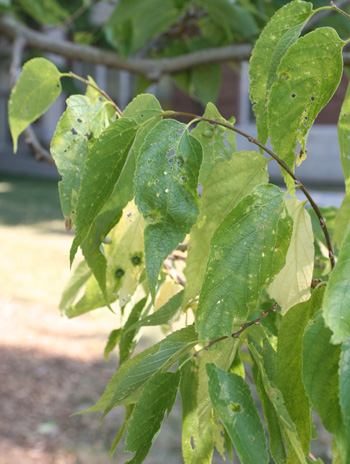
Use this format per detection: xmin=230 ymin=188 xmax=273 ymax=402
xmin=115 ymin=269 xmax=124 ymax=278
xmin=85 ymin=132 xmax=92 ymax=140
xmin=291 ymin=93 xmax=296 ymax=98
xmin=169 ymin=158 xmax=174 ymax=163
xmin=311 ymin=96 xmax=315 ymax=102
xmin=230 ymin=402 xmax=242 ymax=413
xmin=71 ymin=128 xmax=78 ymax=135
xmin=25 ymin=106 xmax=29 ymax=111
xmin=166 ymin=149 xmax=175 ymax=158
xmin=165 ymin=188 xmax=169 ymax=193
xmin=77 ymin=118 xmax=82 ymax=123
xmin=99 ymin=97 xmax=103 ymax=102
xmin=140 ymin=114 xmax=144 ymax=118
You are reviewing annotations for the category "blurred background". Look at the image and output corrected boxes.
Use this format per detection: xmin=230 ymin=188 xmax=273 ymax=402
xmin=1 ymin=0 xmax=348 ymax=462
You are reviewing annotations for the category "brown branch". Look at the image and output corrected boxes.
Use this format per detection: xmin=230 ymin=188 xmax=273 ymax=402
xmin=163 ymin=259 xmax=186 ymax=287
xmin=0 ymin=14 xmax=252 ymax=80
xmin=9 ymin=36 xmax=56 ymax=165
xmin=170 ymin=111 xmax=336 ymax=270
xmin=195 ymin=304 xmax=278 ymax=354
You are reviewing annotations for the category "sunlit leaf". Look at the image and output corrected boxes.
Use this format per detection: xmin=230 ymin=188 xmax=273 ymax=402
xmin=269 ymin=199 xmax=314 ymax=312
xmin=9 ymin=58 xmax=62 ymax=152
xmin=184 ymin=151 xmax=268 ymax=308
xmin=196 ymin=184 xmax=292 ymax=340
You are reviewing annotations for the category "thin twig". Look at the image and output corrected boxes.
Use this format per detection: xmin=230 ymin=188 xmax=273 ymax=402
xmin=194 ymin=304 xmax=278 ymax=355
xmin=306 ymin=0 xmax=350 ymax=29
xmin=170 ymin=111 xmax=336 ymax=270
xmin=66 ymin=72 xmax=122 ymax=116
xmin=330 ymin=0 xmax=350 ymax=19
xmin=163 ymin=259 xmax=186 ymax=287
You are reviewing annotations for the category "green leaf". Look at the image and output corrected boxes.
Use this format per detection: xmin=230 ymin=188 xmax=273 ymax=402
xmin=123 ymin=93 xmax=163 ymax=123
xmin=119 ymin=297 xmax=148 ymax=364
xmin=70 ymin=118 xmax=139 ymax=264
xmin=109 ymin=405 xmax=134 ymax=457
xmin=199 ymin=0 xmax=258 ymax=41
xmin=183 ymin=151 xmax=268 ymax=308
xmin=249 ymin=0 xmax=314 ymax=144
xmin=180 ymin=359 xmax=216 ymax=464
xmin=16 ymin=0 xmax=69 ymax=24
xmin=9 ymin=58 xmax=62 ymax=153
xmin=269 ymin=199 xmax=314 ymax=312
xmin=268 ymin=28 xmax=344 ymax=186
xmin=67 ymin=201 xmax=145 ymax=316
xmin=125 ymin=371 xmax=180 ymax=464
xmin=276 ymin=287 xmax=325 ymax=459
xmin=339 ymin=341 xmax=350 ymax=463
xmin=323 ymin=228 xmax=350 ymax=344
xmin=51 ymin=95 xmax=110 ymax=224
xmin=104 ymin=329 xmax=122 ymax=363
xmin=196 ymin=184 xmax=292 ymax=341
xmin=78 ymin=94 xmax=162 ymax=273
xmin=134 ymin=119 xmax=202 ymax=299
xmin=207 ymin=364 xmax=269 ymax=464
xmin=59 ymin=261 xmax=91 ymax=315
xmin=302 ymin=311 xmax=347 ymax=460
xmin=190 ymin=102 xmax=236 ymax=185
xmin=82 ymin=326 xmax=197 ymax=417
xmin=190 ymin=64 xmax=222 ymax=106
xmin=125 ymin=290 xmax=184 ymax=334
xmin=249 ymin=342 xmax=307 ymax=463
xmin=335 ymin=81 xmax=350 ymax=247
xmin=105 ymin=0 xmax=178 ymax=55
xmin=252 ymin=351 xmax=286 ymax=464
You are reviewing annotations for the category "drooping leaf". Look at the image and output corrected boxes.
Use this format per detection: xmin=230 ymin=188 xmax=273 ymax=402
xmin=125 ymin=371 xmax=180 ymax=464
xmin=184 ymin=151 xmax=268 ymax=308
xmin=67 ymin=201 xmax=145 ymax=316
xmin=269 ymin=199 xmax=314 ymax=312
xmin=268 ymin=28 xmax=344 ymax=187
xmin=207 ymin=364 xmax=269 ymax=464
xmin=125 ymin=290 xmax=184 ymax=334
xmin=70 ymin=118 xmax=139 ymax=264
xmin=59 ymin=260 xmax=92 ymax=315
xmin=190 ymin=102 xmax=236 ymax=185
xmin=77 ymin=95 xmax=163 ymax=293
xmin=81 ymin=326 xmax=197 ymax=417
xmin=196 ymin=184 xmax=292 ymax=341
xmin=335 ymin=80 xmax=350 ymax=247
xmin=276 ymin=287 xmax=325 ymax=459
xmin=104 ymin=329 xmax=122 ymax=363
xmin=134 ymin=119 xmax=202 ymax=299
xmin=249 ymin=342 xmax=306 ymax=463
xmin=190 ymin=64 xmax=222 ymax=106
xmin=252 ymin=350 xmax=286 ymax=464
xmin=249 ymin=0 xmax=314 ymax=144
xmin=9 ymin=58 xmax=62 ymax=152
xmin=302 ymin=311 xmax=347 ymax=461
xmin=109 ymin=405 xmax=134 ymax=457
xmin=51 ymin=95 xmax=110 ymax=224
xmin=119 ymin=297 xmax=148 ymax=364
xmin=339 ymin=341 xmax=350 ymax=464
xmin=323 ymin=228 xmax=350 ymax=344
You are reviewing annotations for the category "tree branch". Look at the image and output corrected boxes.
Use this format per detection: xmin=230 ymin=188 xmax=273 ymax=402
xmin=194 ymin=304 xmax=278 ymax=354
xmin=0 ymin=14 xmax=252 ymax=80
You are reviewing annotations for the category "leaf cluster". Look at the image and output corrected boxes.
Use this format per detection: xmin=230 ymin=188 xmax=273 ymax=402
xmin=7 ymin=1 xmax=350 ymax=463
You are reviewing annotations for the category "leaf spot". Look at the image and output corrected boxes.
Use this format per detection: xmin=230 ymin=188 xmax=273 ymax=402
xmin=230 ymin=402 xmax=242 ymax=413
xmin=115 ymin=269 xmax=124 ymax=278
